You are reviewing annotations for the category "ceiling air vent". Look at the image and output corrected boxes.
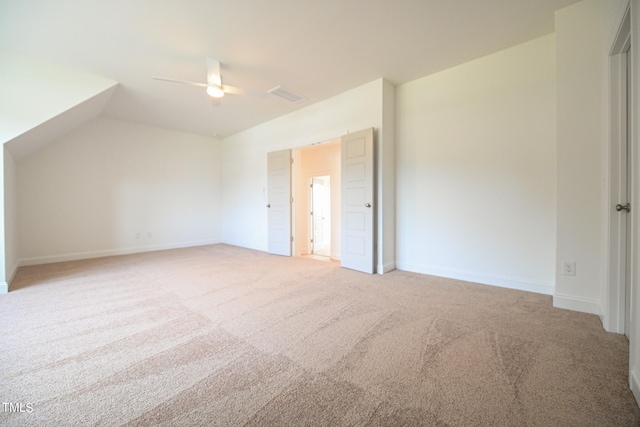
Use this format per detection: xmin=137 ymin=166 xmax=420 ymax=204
xmin=267 ymin=85 xmax=306 ymax=103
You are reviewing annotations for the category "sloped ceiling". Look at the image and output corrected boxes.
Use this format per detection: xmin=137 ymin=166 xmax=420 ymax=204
xmin=0 ymin=48 xmax=118 ymax=159
xmin=0 ymin=0 xmax=580 ymax=141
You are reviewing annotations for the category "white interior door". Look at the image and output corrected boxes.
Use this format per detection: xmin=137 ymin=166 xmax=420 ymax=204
xmin=341 ymin=128 xmax=374 ymax=273
xmin=267 ymin=149 xmax=292 ymax=256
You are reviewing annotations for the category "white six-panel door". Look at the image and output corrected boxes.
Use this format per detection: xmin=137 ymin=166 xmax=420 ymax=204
xmin=341 ymin=128 xmax=374 ymax=273
xmin=267 ymin=149 xmax=292 ymax=256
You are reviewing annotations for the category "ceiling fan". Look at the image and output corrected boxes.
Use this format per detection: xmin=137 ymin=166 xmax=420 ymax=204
xmin=153 ymin=57 xmax=267 ymax=105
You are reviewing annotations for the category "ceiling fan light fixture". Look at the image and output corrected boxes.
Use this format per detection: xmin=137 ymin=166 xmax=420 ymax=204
xmin=207 ymin=85 xmax=225 ymax=98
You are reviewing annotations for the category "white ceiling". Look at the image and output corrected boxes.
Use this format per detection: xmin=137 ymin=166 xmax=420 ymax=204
xmin=0 ymin=0 xmax=580 ymax=138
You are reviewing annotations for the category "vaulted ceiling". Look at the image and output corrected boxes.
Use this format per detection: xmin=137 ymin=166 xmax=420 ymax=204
xmin=1 ymin=0 xmax=580 ymax=141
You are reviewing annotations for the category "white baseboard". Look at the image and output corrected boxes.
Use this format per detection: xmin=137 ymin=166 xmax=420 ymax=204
xmin=220 ymin=239 xmax=266 ymax=253
xmin=395 ymin=262 xmax=553 ymax=295
xmin=552 ymin=293 xmax=600 ymax=315
xmin=18 ymin=239 xmax=222 ymax=267
xmin=377 ymin=261 xmax=396 ymax=275
xmin=631 ymin=369 xmax=640 ymax=407
xmin=0 ymin=281 xmax=8 ymax=294
xmin=6 ymin=261 xmax=20 ymax=292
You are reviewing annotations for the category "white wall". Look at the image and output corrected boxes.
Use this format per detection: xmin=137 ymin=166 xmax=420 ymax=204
xmin=222 ymin=79 xmax=385 ymax=255
xmin=294 ymin=141 xmax=341 ymax=259
xmin=4 ymin=146 xmax=18 ymax=288
xmin=395 ymin=34 xmax=557 ymax=294
xmin=17 ymin=117 xmax=222 ymax=265
xmin=554 ymin=0 xmax=626 ymax=314
xmin=554 ymin=0 xmax=606 ymax=313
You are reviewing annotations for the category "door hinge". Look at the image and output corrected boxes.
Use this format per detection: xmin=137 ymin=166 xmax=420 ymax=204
xmin=291 ymin=236 xmax=294 ymax=242
xmin=310 ymin=211 xmax=313 ymax=215
xmin=290 ymin=158 xmax=294 ymax=164
xmin=291 ymin=197 xmax=294 ymax=203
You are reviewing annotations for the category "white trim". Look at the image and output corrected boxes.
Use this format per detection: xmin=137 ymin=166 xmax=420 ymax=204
xmin=221 ymin=239 xmax=266 ymax=253
xmin=608 ymin=0 xmax=632 ymax=56
xmin=552 ymin=293 xmax=600 ymax=315
xmin=631 ymin=368 xmax=640 ymax=405
xmin=18 ymin=239 xmax=222 ymax=267
xmin=629 ymin=0 xmax=640 ymax=410
xmin=377 ymin=261 xmax=396 ymax=275
xmin=396 ymin=262 xmax=553 ymax=295
xmin=604 ymin=5 xmax=632 ymax=333
xmin=7 ymin=261 xmax=19 ymax=290
xmin=0 ymin=281 xmax=8 ymax=294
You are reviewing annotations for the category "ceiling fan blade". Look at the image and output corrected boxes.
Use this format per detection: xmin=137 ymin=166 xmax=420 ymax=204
xmin=223 ymin=84 xmax=268 ymax=98
xmin=155 ymin=57 xmax=264 ymax=105
xmin=152 ymin=76 xmax=207 ymax=88
xmin=206 ymin=57 xmax=222 ymax=88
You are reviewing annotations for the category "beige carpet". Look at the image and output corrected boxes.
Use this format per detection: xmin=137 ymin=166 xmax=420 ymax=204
xmin=1 ymin=244 xmax=638 ymax=426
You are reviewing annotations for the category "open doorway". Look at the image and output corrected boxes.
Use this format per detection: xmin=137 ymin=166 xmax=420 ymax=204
xmin=310 ymin=175 xmax=331 ymax=257
xmin=292 ymin=139 xmax=341 ymax=261
xmin=273 ymin=128 xmax=375 ymax=272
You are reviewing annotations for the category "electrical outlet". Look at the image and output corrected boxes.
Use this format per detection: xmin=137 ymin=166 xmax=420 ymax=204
xmin=562 ymin=261 xmax=576 ymax=276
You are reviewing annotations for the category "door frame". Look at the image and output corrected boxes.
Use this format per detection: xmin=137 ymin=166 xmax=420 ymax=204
xmin=605 ymin=4 xmax=633 ymax=334
xmin=291 ymin=128 xmax=382 ymax=274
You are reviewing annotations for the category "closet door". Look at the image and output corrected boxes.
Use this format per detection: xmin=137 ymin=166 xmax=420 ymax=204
xmin=341 ymin=128 xmax=374 ymax=273
xmin=267 ymin=149 xmax=292 ymax=256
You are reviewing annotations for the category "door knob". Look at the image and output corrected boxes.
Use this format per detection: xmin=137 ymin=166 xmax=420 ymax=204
xmin=365 ymin=203 xmax=371 ymax=208
xmin=267 ymin=204 xmax=271 ymax=208
xmin=616 ymin=203 xmax=630 ymax=212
